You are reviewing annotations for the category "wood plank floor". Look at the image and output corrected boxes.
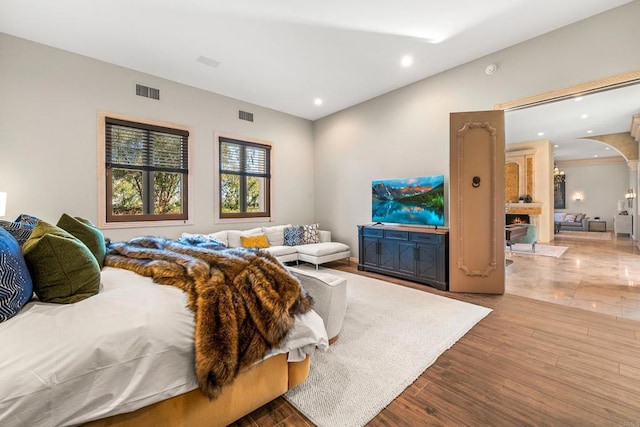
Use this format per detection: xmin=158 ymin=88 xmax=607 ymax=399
xmin=232 ymin=260 xmax=640 ymax=426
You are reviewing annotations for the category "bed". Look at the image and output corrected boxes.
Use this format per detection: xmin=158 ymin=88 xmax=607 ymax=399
xmin=0 ymin=224 xmax=328 ymax=427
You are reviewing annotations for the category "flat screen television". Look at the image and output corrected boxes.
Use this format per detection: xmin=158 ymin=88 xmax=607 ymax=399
xmin=372 ymin=175 xmax=445 ymax=227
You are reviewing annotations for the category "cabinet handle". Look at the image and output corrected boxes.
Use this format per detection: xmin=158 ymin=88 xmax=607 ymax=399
xmin=414 ymin=247 xmax=419 ymax=261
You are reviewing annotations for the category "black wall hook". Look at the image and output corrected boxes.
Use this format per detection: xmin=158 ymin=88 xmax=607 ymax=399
xmin=472 ymin=176 xmax=481 ymax=188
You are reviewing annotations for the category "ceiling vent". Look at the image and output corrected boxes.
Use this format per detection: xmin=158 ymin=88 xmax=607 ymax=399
xmin=239 ymin=110 xmax=254 ymax=122
xmin=136 ymin=84 xmax=160 ymax=100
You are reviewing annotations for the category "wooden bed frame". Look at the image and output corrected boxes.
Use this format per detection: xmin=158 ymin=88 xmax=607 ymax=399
xmin=85 ymin=354 xmax=310 ymax=427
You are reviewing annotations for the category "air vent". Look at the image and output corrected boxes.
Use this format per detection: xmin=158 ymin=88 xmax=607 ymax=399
xmin=239 ymin=110 xmax=254 ymax=122
xmin=136 ymin=84 xmax=160 ymax=100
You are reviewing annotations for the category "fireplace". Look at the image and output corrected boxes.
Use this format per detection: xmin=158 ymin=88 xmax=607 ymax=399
xmin=506 ymin=214 xmax=530 ymax=225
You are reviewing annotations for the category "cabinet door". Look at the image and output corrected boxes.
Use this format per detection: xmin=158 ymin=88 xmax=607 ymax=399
xmin=395 ymin=242 xmax=416 ymax=275
xmin=362 ymin=237 xmax=380 ymax=267
xmin=416 ymin=243 xmax=438 ymax=280
xmin=379 ymin=239 xmax=395 ymax=270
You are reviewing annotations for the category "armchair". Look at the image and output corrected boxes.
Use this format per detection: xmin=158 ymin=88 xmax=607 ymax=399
xmin=507 ymin=224 xmax=537 ymax=253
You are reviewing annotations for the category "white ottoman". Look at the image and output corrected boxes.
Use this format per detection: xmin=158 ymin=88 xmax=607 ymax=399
xmin=289 ymin=267 xmax=347 ymax=344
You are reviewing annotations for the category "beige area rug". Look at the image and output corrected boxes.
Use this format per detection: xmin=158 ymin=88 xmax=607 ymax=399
xmin=507 ymin=243 xmax=568 ymax=258
xmin=284 ymin=267 xmax=492 ymax=427
xmin=554 ymin=230 xmax=612 ymax=241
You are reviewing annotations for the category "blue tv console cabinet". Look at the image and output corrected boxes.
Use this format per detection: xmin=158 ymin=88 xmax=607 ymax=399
xmin=357 ymin=224 xmax=449 ymax=291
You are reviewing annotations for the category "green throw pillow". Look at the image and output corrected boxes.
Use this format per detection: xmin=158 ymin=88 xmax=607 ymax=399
xmin=22 ymin=221 xmax=100 ymax=304
xmin=56 ymin=213 xmax=106 ymax=267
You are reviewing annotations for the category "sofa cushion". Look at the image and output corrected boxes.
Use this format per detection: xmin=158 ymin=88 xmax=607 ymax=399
xmin=296 ymin=242 xmax=350 ymax=257
xmin=564 ymin=214 xmax=577 ymax=222
xmin=227 ymin=228 xmax=262 ymax=248
xmin=240 ymin=234 xmax=270 ymax=248
xmin=284 ymin=226 xmax=304 ymax=246
xmin=261 ymin=224 xmax=291 ymax=246
xmin=575 ymin=213 xmax=585 ymax=222
xmin=301 ymin=223 xmax=320 ymax=244
xmin=0 ymin=228 xmax=33 ymax=322
xmin=263 ymin=245 xmax=298 ymax=257
xmin=22 ymin=221 xmax=100 ymax=304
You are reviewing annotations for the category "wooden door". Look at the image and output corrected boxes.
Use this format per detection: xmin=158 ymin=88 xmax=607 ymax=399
xmin=449 ymin=110 xmax=505 ymax=294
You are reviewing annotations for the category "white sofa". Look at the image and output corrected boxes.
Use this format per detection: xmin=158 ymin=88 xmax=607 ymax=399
xmin=183 ymin=224 xmax=350 ymax=269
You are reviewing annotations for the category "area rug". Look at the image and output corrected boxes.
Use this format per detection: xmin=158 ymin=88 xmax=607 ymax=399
xmin=506 ymin=243 xmax=568 ymax=258
xmin=284 ymin=268 xmax=492 ymax=427
xmin=555 ymin=230 xmax=612 ymax=241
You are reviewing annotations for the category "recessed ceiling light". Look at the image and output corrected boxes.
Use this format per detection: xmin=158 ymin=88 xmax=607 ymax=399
xmin=605 ymin=147 xmax=611 ymax=150
xmin=537 ymin=132 xmax=545 ymax=136
xmin=581 ymin=114 xmax=588 ymax=119
xmin=575 ymin=97 xmax=583 ymax=101
xmin=594 ymin=154 xmax=599 ymax=158
xmin=401 ymin=55 xmax=413 ymax=67
xmin=554 ymin=144 xmax=559 ymax=148
xmin=586 ymin=130 xmax=593 ymax=134
xmin=314 ymin=98 xmax=323 ymax=106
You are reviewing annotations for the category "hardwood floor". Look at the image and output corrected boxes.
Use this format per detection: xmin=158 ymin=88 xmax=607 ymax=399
xmin=233 ymin=239 xmax=640 ymax=426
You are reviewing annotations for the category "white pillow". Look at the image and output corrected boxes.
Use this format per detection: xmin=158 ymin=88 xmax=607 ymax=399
xmin=261 ymin=224 xmax=291 ymax=246
xmin=207 ymin=230 xmax=228 ymax=246
xmin=227 ymin=228 xmax=262 ymax=248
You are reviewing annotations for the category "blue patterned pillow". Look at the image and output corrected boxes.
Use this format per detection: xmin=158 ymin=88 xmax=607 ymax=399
xmin=0 ymin=228 xmax=33 ymax=322
xmin=284 ymin=226 xmax=303 ymax=246
xmin=0 ymin=217 xmax=38 ymax=247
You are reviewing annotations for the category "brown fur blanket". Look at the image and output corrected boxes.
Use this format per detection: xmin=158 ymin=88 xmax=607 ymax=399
xmin=105 ymin=237 xmax=313 ymax=398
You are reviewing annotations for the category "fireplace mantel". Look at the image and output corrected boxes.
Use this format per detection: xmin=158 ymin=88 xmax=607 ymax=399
xmin=506 ymin=202 xmax=542 ymax=215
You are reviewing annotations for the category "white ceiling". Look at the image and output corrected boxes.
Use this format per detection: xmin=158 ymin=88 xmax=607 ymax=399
xmin=0 ymin=0 xmax=633 ymax=123
xmin=506 ymin=83 xmax=640 ymax=162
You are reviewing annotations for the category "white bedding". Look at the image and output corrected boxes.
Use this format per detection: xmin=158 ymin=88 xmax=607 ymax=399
xmin=0 ymin=266 xmax=328 ymax=427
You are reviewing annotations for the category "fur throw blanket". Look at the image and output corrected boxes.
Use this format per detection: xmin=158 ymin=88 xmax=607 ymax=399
xmin=105 ymin=237 xmax=313 ymax=398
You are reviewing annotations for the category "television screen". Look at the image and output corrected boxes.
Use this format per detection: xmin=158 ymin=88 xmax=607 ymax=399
xmin=372 ymin=175 xmax=445 ymax=226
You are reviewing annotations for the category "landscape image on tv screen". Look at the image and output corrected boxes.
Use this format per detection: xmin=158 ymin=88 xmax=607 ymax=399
xmin=372 ymin=175 xmax=445 ymax=226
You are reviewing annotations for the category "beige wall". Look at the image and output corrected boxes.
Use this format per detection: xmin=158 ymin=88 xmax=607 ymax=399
xmin=0 ymin=34 xmax=315 ymax=242
xmin=506 ymin=140 xmax=554 ymax=242
xmin=313 ymin=1 xmax=640 ymax=253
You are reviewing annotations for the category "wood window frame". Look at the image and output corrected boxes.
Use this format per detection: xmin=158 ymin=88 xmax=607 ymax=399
xmin=97 ymin=111 xmax=193 ymax=229
xmin=215 ymin=132 xmax=272 ymax=223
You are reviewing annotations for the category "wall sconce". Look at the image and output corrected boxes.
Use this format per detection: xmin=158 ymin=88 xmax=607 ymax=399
xmin=574 ymin=192 xmax=583 ymax=201
xmin=0 ymin=192 xmax=6 ymax=217
xmin=625 ymin=188 xmax=635 ymax=207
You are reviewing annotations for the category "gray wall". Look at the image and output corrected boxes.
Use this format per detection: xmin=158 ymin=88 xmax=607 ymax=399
xmin=313 ymin=1 xmax=640 ymax=253
xmin=0 ymin=34 xmax=315 ymax=242
xmin=557 ymin=160 xmax=630 ymax=230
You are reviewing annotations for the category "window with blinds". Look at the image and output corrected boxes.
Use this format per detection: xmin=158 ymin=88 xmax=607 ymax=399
xmin=105 ymin=117 xmax=189 ymax=222
xmin=219 ymin=136 xmax=271 ymax=218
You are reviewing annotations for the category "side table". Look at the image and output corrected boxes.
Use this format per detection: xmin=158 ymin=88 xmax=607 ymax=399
xmin=588 ymin=220 xmax=607 ymax=232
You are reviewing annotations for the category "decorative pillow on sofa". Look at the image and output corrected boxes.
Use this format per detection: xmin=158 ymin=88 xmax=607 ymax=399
xmin=564 ymin=214 xmax=577 ymax=222
xmin=227 ymin=228 xmax=263 ymax=248
xmin=56 ymin=214 xmax=106 ymax=268
xmin=261 ymin=224 xmax=291 ymax=246
xmin=301 ymin=223 xmax=320 ymax=244
xmin=575 ymin=213 xmax=585 ymax=222
xmin=554 ymin=213 xmax=566 ymax=222
xmin=22 ymin=221 xmax=100 ymax=304
xmin=0 ymin=213 xmax=40 ymax=246
xmin=0 ymin=228 xmax=33 ymax=322
xmin=284 ymin=226 xmax=303 ymax=246
xmin=240 ymin=234 xmax=270 ymax=248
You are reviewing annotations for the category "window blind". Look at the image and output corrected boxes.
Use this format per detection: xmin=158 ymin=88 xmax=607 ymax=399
xmin=220 ymin=138 xmax=270 ymax=178
xmin=106 ymin=118 xmax=188 ymax=173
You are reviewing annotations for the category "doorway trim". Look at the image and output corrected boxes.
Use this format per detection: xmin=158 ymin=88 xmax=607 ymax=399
xmin=494 ymin=70 xmax=640 ymax=111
